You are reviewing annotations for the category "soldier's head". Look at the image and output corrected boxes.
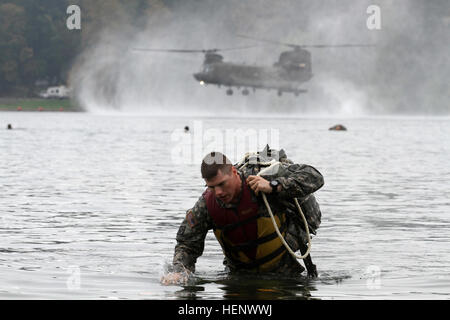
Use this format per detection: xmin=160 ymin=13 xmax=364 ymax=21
xmin=201 ymin=152 xmax=241 ymax=203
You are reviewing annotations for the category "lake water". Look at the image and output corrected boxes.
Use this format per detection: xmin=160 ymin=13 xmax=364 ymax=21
xmin=1 ymin=112 xmax=449 ymax=299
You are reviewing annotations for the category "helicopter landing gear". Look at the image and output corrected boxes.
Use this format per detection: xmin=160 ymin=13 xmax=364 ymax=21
xmin=226 ymin=88 xmax=233 ymax=96
xmin=242 ymin=89 xmax=249 ymax=96
xmin=277 ymin=90 xmax=283 ymax=97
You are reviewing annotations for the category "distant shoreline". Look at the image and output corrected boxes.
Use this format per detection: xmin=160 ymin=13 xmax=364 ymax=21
xmin=0 ymin=97 xmax=84 ymax=112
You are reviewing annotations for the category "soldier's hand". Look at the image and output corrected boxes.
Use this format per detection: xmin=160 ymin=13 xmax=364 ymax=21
xmin=160 ymin=271 xmax=190 ymax=286
xmin=246 ymin=176 xmax=272 ymax=195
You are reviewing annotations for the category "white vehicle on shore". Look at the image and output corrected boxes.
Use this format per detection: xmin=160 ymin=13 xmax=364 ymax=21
xmin=39 ymin=86 xmax=71 ymax=99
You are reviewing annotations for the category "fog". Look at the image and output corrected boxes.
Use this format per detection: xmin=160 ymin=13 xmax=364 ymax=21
xmin=69 ymin=0 xmax=449 ymax=115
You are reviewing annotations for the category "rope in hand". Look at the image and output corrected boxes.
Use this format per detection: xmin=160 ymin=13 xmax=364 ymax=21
xmin=257 ymin=162 xmax=312 ymax=260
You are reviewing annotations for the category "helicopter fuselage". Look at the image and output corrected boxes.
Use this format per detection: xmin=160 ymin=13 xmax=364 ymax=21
xmin=193 ymin=61 xmax=312 ymax=96
xmin=135 ymin=37 xmax=371 ymax=97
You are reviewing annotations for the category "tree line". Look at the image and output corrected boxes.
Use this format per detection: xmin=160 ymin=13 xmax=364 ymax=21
xmin=0 ymin=0 xmax=167 ymax=96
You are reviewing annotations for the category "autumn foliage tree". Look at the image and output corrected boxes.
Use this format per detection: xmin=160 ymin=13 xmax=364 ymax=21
xmin=0 ymin=0 xmax=167 ymax=96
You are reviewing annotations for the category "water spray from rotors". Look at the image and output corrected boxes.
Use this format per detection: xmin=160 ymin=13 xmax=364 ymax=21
xmin=69 ymin=0 xmax=449 ymax=116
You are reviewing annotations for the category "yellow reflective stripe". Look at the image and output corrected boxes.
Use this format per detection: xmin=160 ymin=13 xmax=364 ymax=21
xmin=256 ymin=214 xmax=286 ymax=271
xmin=213 ymin=213 xmax=287 ymax=271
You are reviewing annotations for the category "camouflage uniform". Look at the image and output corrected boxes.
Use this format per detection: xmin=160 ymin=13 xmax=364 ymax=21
xmin=172 ymin=157 xmax=324 ymax=276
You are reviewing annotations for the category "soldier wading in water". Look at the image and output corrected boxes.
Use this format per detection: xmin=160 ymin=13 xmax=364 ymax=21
xmin=161 ymin=146 xmax=324 ymax=285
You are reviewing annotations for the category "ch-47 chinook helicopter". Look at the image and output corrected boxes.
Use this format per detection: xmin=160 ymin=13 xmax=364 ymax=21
xmin=134 ymin=36 xmax=372 ymax=97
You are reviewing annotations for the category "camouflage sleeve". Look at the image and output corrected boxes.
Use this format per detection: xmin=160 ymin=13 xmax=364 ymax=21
xmin=275 ymin=163 xmax=324 ymax=200
xmin=172 ymin=195 xmax=212 ymax=273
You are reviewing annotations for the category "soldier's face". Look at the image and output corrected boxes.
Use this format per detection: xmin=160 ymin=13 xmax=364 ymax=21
xmin=205 ymin=167 xmax=241 ymax=203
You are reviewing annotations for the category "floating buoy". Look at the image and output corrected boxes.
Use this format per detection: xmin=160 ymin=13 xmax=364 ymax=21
xmin=17 ymin=106 xmax=22 ymax=111
xmin=329 ymin=124 xmax=347 ymax=131
xmin=38 ymin=106 xmax=44 ymax=112
xmin=7 ymin=124 xmax=13 ymax=130
xmin=59 ymin=107 xmax=64 ymax=112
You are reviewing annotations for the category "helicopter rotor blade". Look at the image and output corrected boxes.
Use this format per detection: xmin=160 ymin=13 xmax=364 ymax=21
xmin=300 ymin=44 xmax=375 ymax=48
xmin=236 ymin=34 xmax=294 ymax=47
xmin=215 ymin=44 xmax=260 ymax=52
xmin=236 ymin=34 xmax=374 ymax=49
xmin=132 ymin=48 xmax=216 ymax=53
xmin=132 ymin=45 xmax=258 ymax=54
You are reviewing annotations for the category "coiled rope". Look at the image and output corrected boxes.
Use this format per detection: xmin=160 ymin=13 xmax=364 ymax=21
xmin=257 ymin=162 xmax=312 ymax=260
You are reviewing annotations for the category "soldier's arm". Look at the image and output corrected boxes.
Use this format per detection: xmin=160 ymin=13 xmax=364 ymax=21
xmin=275 ymin=163 xmax=324 ymax=199
xmin=172 ymin=196 xmax=212 ymax=273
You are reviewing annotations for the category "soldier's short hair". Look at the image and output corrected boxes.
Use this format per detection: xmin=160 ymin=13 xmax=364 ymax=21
xmin=201 ymin=152 xmax=232 ymax=180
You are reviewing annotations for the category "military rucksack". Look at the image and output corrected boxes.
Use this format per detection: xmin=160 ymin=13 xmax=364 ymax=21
xmin=235 ymin=145 xmax=322 ymax=276
xmin=235 ymin=145 xmax=322 ymax=235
